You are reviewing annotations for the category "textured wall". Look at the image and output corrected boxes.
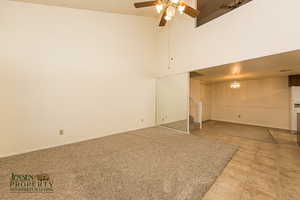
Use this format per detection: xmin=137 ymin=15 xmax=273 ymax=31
xmin=0 ymin=0 xmax=157 ymax=157
xmin=210 ymin=77 xmax=290 ymax=129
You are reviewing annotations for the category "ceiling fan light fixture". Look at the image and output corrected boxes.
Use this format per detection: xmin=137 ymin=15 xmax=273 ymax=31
xmin=133 ymin=0 xmax=200 ymax=26
xmin=166 ymin=6 xmax=176 ymax=17
xmin=164 ymin=14 xmax=172 ymax=21
xmin=178 ymin=4 xmax=185 ymax=14
xmin=171 ymin=0 xmax=180 ymax=3
xmin=155 ymin=2 xmax=164 ymax=13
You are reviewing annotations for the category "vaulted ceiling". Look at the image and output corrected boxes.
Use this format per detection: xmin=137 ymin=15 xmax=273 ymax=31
xmin=13 ymin=0 xmax=251 ymax=26
xmin=12 ymin=0 xmax=177 ymax=17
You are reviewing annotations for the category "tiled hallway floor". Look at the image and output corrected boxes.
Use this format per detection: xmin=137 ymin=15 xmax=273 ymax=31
xmin=192 ymin=124 xmax=300 ymax=200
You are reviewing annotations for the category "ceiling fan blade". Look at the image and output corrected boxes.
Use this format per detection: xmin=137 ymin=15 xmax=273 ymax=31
xmin=182 ymin=3 xmax=200 ymax=18
xmin=134 ymin=1 xmax=157 ymax=8
xmin=159 ymin=10 xmax=167 ymax=27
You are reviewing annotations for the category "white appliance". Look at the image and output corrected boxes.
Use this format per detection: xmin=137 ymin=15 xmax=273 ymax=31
xmin=290 ymin=86 xmax=300 ymax=132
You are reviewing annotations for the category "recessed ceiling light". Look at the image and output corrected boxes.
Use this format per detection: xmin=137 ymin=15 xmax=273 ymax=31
xmin=280 ymin=69 xmax=292 ymax=72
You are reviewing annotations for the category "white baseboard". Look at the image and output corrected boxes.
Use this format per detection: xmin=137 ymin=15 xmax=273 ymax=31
xmin=0 ymin=124 xmax=155 ymax=159
xmin=210 ymin=118 xmax=290 ymax=131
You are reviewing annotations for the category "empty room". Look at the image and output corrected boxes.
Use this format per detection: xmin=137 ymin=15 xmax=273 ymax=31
xmin=1 ymin=0 xmax=299 ymax=200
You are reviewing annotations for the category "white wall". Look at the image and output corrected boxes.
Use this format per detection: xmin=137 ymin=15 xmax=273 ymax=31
xmin=156 ymin=73 xmax=189 ymax=124
xmin=190 ymin=78 xmax=211 ymax=122
xmin=210 ymin=77 xmax=290 ymax=129
xmin=0 ymin=1 xmax=158 ymax=157
xmin=189 ymin=78 xmax=201 ymax=122
xmin=156 ymin=0 xmax=300 ymax=76
xmin=199 ymin=83 xmax=211 ymax=121
xmin=2 ymin=0 xmax=299 ymax=157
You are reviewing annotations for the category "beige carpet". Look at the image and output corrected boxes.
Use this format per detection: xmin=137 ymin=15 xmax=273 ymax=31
xmin=197 ymin=121 xmax=276 ymax=144
xmin=0 ymin=127 xmax=237 ymax=200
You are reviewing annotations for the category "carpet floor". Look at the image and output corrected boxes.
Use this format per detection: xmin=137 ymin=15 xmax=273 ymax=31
xmin=0 ymin=127 xmax=237 ymax=200
xmin=198 ymin=121 xmax=277 ymax=144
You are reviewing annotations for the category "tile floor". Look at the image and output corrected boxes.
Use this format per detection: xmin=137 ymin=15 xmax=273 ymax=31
xmin=192 ymin=127 xmax=300 ymax=200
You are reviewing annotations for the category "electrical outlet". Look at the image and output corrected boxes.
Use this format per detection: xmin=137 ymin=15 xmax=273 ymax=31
xmin=59 ymin=130 xmax=64 ymax=135
xmin=161 ymin=114 xmax=167 ymax=122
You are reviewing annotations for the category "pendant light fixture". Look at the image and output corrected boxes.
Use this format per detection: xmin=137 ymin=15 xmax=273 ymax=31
xmin=230 ymin=81 xmax=241 ymax=89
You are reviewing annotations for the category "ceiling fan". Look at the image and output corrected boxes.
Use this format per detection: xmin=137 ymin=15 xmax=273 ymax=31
xmin=134 ymin=0 xmax=200 ymax=26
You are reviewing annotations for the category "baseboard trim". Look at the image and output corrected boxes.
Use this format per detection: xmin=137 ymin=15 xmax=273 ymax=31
xmin=0 ymin=124 xmax=155 ymax=159
xmin=210 ymin=118 xmax=290 ymax=131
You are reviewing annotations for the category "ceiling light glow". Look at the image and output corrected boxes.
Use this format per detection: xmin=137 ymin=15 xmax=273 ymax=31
xmin=166 ymin=6 xmax=176 ymax=17
xmin=178 ymin=5 xmax=185 ymax=14
xmin=164 ymin=14 xmax=172 ymax=21
xmin=171 ymin=0 xmax=180 ymax=3
xmin=230 ymin=81 xmax=240 ymax=89
xmin=156 ymin=3 xmax=164 ymax=13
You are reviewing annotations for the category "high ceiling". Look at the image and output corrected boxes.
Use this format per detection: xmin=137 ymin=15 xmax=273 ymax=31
xmin=13 ymin=0 xmax=191 ymax=17
xmin=192 ymin=50 xmax=300 ymax=83
xmin=14 ymin=0 xmax=250 ymax=25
